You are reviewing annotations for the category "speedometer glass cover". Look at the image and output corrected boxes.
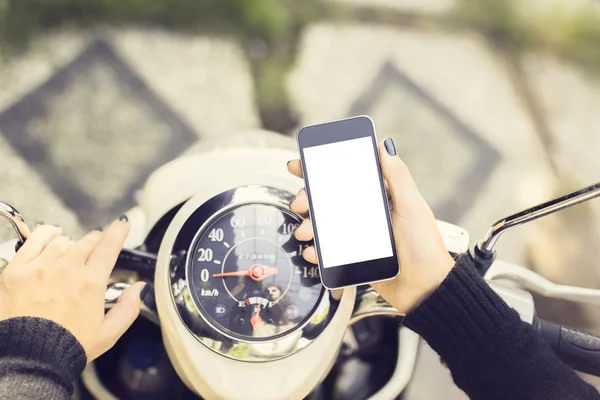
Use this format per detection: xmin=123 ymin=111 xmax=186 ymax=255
xmin=187 ymin=204 xmax=323 ymax=341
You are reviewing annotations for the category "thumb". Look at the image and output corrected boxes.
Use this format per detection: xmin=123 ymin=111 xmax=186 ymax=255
xmin=97 ymin=282 xmax=146 ymax=356
xmin=378 ymin=138 xmax=422 ymax=212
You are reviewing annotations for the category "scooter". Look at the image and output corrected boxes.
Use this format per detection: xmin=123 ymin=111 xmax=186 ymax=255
xmin=1 ymin=129 xmax=599 ymax=400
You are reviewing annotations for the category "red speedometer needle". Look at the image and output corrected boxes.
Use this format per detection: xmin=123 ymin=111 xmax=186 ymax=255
xmin=212 ymin=264 xmax=278 ymax=282
xmin=250 ymin=302 xmax=263 ymax=331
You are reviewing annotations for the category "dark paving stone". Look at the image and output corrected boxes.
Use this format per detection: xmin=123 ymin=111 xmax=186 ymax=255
xmin=0 ymin=39 xmax=198 ymax=227
xmin=349 ymin=60 xmax=501 ymax=223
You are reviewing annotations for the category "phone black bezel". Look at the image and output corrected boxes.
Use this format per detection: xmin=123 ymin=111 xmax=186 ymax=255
xmin=297 ymin=116 xmax=399 ymax=289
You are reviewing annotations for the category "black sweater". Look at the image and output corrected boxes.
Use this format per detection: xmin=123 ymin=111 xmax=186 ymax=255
xmin=0 ymin=256 xmax=598 ymax=399
xmin=403 ymin=255 xmax=600 ymax=399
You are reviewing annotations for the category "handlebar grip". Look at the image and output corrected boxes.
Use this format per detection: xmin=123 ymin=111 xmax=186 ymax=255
xmin=535 ymin=318 xmax=600 ymax=376
xmin=116 ymin=248 xmax=157 ymax=277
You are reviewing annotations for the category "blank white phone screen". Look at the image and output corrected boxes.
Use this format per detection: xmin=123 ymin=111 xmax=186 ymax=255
xmin=302 ymin=136 xmax=393 ymax=268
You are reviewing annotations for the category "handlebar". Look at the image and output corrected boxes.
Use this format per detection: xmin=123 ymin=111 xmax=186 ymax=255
xmin=5 ymin=196 xmax=600 ymax=377
xmin=534 ymin=317 xmax=600 ymax=376
xmin=472 ymin=182 xmax=600 ymax=275
xmin=116 ymin=248 xmax=157 ymax=278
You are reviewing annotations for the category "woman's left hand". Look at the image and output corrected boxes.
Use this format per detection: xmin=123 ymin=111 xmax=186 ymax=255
xmin=287 ymin=139 xmax=455 ymax=314
xmin=0 ymin=220 xmax=146 ymax=362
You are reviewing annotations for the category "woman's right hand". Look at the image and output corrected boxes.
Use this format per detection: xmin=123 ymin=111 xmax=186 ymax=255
xmin=288 ymin=138 xmax=455 ymax=314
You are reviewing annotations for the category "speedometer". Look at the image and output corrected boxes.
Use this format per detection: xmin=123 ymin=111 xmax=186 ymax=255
xmin=187 ymin=204 xmax=322 ymax=341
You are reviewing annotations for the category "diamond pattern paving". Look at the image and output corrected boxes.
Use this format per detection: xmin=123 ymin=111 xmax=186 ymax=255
xmin=349 ymin=60 xmax=500 ymax=222
xmin=0 ymin=39 xmax=197 ymax=227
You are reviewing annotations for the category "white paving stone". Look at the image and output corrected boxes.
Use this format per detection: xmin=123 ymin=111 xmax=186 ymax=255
xmin=288 ymin=24 xmax=554 ymax=266
xmin=522 ymin=54 xmax=600 ymax=285
xmin=523 ymin=54 xmax=600 ymax=188
xmin=26 ymin=62 xmax=175 ymax=210
xmin=0 ymin=27 xmax=259 ymax=139
xmin=0 ymin=31 xmax=88 ymax=238
xmin=0 ymin=134 xmax=83 ymax=242
xmin=0 ymin=30 xmax=92 ymax=113
xmin=330 ymin=0 xmax=455 ymax=14
xmin=109 ymin=27 xmax=260 ymax=139
xmin=0 ymin=27 xmax=261 ymax=231
xmin=519 ymin=0 xmax=600 ymax=19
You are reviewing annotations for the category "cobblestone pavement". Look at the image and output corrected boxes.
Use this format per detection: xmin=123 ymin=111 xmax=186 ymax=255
xmin=1 ymin=2 xmax=600 ymax=398
xmin=0 ymin=28 xmax=258 ymax=237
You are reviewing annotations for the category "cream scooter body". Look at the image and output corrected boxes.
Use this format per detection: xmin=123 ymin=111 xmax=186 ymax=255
xmin=2 ymin=130 xmax=581 ymax=400
xmin=144 ymin=144 xmax=357 ymax=400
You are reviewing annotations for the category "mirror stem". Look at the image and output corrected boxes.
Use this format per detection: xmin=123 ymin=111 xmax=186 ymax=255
xmin=474 ymin=182 xmax=600 ymax=272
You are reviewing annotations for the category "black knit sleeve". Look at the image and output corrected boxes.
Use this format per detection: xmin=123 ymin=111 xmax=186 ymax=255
xmin=403 ymin=255 xmax=600 ymax=400
xmin=0 ymin=317 xmax=87 ymax=399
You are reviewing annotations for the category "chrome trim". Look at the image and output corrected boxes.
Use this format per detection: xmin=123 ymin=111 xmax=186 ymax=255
xmin=104 ymin=282 xmax=160 ymax=325
xmin=350 ymin=286 xmax=404 ymax=324
xmin=476 ymin=182 xmax=600 ymax=256
xmin=0 ymin=202 xmax=30 ymax=243
xmin=105 ymin=282 xmax=132 ymax=303
xmin=168 ymin=185 xmax=340 ymax=362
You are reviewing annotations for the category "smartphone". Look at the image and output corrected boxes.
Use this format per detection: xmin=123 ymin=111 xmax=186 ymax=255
xmin=297 ymin=116 xmax=399 ymax=289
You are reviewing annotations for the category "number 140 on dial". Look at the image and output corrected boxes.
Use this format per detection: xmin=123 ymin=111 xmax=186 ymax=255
xmin=297 ymin=244 xmax=319 ymax=278
xmin=302 ymin=266 xmax=319 ymax=278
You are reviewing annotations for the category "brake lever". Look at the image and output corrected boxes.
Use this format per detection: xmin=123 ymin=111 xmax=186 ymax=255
xmin=107 ymin=251 xmax=181 ymax=306
xmin=116 ymin=248 xmax=157 ymax=278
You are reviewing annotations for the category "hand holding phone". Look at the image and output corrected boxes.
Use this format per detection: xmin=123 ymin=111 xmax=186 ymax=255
xmin=291 ymin=117 xmax=455 ymax=312
xmin=297 ymin=116 xmax=399 ymax=289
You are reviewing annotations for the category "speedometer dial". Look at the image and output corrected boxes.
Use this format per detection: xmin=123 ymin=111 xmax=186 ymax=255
xmin=188 ymin=204 xmax=322 ymax=341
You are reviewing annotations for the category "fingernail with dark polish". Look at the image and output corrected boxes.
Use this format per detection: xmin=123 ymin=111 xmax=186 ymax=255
xmin=14 ymin=241 xmax=24 ymax=252
xmin=140 ymin=284 xmax=150 ymax=301
xmin=384 ymin=138 xmax=396 ymax=156
xmin=94 ymin=226 xmax=103 ymax=232
xmin=287 ymin=160 xmax=292 ymax=166
xmin=118 ymin=215 xmax=129 ymax=223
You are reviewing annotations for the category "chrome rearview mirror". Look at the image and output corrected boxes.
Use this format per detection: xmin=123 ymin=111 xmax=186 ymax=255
xmin=473 ymin=182 xmax=600 ymax=274
xmin=0 ymin=201 xmax=30 ymax=248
